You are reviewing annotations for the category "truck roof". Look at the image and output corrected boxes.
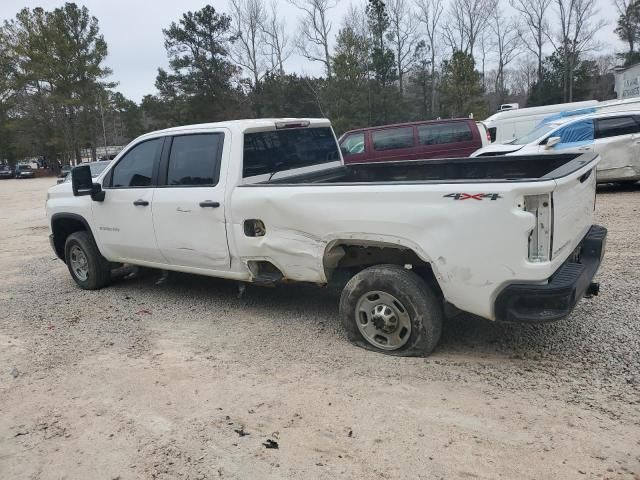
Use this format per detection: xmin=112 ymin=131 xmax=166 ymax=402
xmin=142 ymin=118 xmax=331 ymax=139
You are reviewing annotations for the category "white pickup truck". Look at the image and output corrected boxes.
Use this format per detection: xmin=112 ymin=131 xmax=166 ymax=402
xmin=46 ymin=118 xmax=607 ymax=356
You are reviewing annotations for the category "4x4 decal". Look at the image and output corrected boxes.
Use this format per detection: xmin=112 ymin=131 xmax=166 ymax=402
xmin=444 ymin=193 xmax=503 ymax=201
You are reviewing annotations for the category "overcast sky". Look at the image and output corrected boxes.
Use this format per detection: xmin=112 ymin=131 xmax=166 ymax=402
xmin=0 ymin=0 xmax=624 ymax=103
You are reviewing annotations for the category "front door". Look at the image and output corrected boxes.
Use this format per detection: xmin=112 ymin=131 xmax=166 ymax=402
xmin=92 ymin=137 xmax=165 ymax=264
xmin=152 ymin=132 xmax=230 ymax=270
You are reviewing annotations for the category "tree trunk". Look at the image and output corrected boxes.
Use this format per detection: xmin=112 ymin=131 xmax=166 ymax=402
xmin=398 ymin=43 xmax=404 ymax=96
xmin=324 ymin=42 xmax=332 ymax=78
xmin=537 ymin=31 xmax=543 ymax=86
xmin=430 ymin=51 xmax=437 ymax=117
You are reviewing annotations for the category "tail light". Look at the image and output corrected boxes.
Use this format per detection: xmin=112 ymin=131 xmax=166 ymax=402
xmin=524 ymin=193 xmax=553 ymax=262
xmin=275 ymin=120 xmax=310 ymax=129
xmin=486 ymin=129 xmax=491 ymax=143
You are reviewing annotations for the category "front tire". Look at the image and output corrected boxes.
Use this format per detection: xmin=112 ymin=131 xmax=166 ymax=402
xmin=64 ymin=231 xmax=111 ymax=290
xmin=339 ymin=264 xmax=443 ymax=356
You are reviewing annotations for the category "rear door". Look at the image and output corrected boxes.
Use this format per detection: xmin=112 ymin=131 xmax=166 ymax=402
xmin=370 ymin=126 xmax=419 ymax=162
xmin=152 ymin=132 xmax=230 ymax=270
xmin=415 ymin=121 xmax=478 ymax=158
xmin=593 ymin=115 xmax=640 ymax=177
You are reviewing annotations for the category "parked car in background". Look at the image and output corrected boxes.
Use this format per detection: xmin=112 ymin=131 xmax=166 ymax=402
xmin=481 ymin=100 xmax=599 ymax=144
xmin=57 ymin=161 xmax=111 ymax=184
xmin=471 ymin=110 xmax=640 ymax=184
xmin=61 ymin=160 xmax=111 ymax=184
xmin=14 ymin=164 xmax=35 ymax=179
xmin=0 ymin=165 xmax=13 ymax=179
xmin=339 ymin=119 xmax=488 ymax=164
xmin=57 ymin=165 xmax=73 ymax=184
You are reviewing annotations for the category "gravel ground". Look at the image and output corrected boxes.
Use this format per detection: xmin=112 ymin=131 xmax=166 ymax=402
xmin=0 ymin=177 xmax=639 ymax=480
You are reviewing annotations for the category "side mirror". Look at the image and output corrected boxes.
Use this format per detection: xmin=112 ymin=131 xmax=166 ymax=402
xmin=71 ymin=165 xmax=105 ymax=201
xmin=545 ymin=136 xmax=561 ymax=149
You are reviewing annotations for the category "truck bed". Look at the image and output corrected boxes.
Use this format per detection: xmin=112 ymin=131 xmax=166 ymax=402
xmin=262 ymin=153 xmax=596 ymax=185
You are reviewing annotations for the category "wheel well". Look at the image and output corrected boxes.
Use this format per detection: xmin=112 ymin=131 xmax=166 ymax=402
xmin=51 ymin=215 xmax=89 ymax=260
xmin=323 ymin=242 xmax=441 ymax=295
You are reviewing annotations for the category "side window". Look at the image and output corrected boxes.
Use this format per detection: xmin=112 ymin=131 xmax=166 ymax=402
xmin=372 ymin=127 xmax=415 ymax=151
xmin=418 ymin=122 xmax=473 ymax=145
xmin=110 ymin=138 xmax=162 ymax=188
xmin=340 ymin=133 xmax=366 ymax=155
xmin=167 ymin=133 xmax=223 ymax=186
xmin=554 ymin=120 xmax=594 ymax=144
xmin=595 ymin=116 xmax=640 ymax=139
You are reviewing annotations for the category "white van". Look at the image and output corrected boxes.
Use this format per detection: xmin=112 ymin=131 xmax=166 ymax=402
xmin=482 ymin=101 xmax=599 ymax=144
xmin=484 ymin=97 xmax=640 ymax=144
xmin=472 ymin=110 xmax=640 ymax=183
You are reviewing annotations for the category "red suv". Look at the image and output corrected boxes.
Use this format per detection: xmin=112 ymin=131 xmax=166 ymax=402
xmin=339 ymin=119 xmax=488 ymax=164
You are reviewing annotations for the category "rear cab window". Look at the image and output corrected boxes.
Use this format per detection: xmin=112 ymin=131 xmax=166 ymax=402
xmin=243 ymin=127 xmax=340 ymax=179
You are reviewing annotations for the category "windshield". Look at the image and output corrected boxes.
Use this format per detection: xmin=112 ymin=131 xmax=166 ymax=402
xmin=510 ymin=124 xmax=557 ymax=145
xmin=242 ymin=127 xmax=340 ymax=178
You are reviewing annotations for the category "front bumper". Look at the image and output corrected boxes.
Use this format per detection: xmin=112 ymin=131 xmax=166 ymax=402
xmin=494 ymin=225 xmax=607 ymax=323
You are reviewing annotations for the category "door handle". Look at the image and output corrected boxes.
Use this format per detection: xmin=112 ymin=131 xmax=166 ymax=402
xmin=199 ymin=200 xmax=221 ymax=208
xmin=133 ymin=199 xmax=149 ymax=206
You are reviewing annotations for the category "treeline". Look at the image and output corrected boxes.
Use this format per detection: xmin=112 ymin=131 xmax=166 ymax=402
xmin=0 ymin=0 xmax=635 ymax=165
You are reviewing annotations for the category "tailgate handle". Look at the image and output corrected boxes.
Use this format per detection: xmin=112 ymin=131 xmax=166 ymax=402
xmin=579 ymin=169 xmax=592 ymax=183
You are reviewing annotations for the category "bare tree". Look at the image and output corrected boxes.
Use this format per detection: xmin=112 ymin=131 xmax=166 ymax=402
xmin=511 ymin=57 xmax=538 ymax=98
xmin=386 ymin=0 xmax=420 ymax=95
xmin=479 ymin=32 xmax=489 ymax=90
xmin=230 ymin=0 xmax=268 ymax=90
xmin=613 ymin=0 xmax=640 ymax=63
xmin=490 ymin=8 xmax=522 ymax=105
xmin=441 ymin=0 xmax=497 ymax=58
xmin=416 ymin=0 xmax=445 ymax=115
xmin=262 ymin=0 xmax=294 ymax=75
xmin=554 ymin=0 xmax=607 ymax=101
xmin=511 ymin=0 xmax=551 ymax=88
xmin=288 ymin=0 xmax=338 ymax=78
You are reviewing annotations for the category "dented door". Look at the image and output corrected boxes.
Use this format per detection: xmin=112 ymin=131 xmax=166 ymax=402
xmin=152 ymin=133 xmax=230 ymax=270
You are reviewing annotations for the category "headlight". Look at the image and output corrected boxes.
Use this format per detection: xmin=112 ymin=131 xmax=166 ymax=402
xmin=524 ymin=193 xmax=552 ymax=262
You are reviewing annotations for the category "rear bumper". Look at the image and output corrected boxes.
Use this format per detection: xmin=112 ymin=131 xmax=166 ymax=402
xmin=494 ymin=225 xmax=607 ymax=323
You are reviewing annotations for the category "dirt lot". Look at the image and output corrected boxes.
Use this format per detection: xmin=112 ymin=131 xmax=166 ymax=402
xmin=0 ymin=177 xmax=639 ymax=480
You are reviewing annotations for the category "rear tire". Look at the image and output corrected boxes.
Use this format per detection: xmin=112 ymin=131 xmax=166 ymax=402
xmin=339 ymin=264 xmax=443 ymax=356
xmin=64 ymin=231 xmax=111 ymax=290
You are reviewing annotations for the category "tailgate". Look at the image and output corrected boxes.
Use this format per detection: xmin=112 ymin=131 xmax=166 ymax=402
xmin=551 ymin=157 xmax=599 ymax=260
